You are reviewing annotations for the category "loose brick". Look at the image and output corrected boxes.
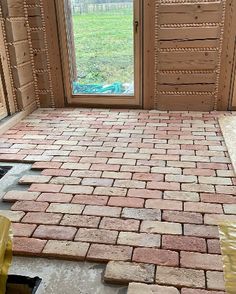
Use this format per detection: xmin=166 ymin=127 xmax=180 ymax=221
xmin=133 ymin=173 xmax=164 ymax=182
xmin=43 ymin=240 xmax=89 ymax=260
xmin=102 ymin=171 xmax=132 ymax=180
xmin=207 ymin=239 xmax=221 ymax=254
xmin=104 ymin=261 xmax=155 ymax=284
xmin=133 ymin=248 xmax=179 ymax=266
xmin=41 ymin=169 xmax=72 ymax=177
xmin=204 ymin=214 xmax=236 ymax=225
xmin=184 ymin=224 xmax=219 ymax=238
xmin=72 ymin=195 xmax=108 ymax=205
xmin=164 ymin=191 xmax=199 ymax=202
xmin=29 ymin=183 xmax=62 ymax=193
xmin=114 ymin=180 xmax=145 ymax=189
xmin=184 ymin=202 xmax=223 ymax=214
xmin=180 ymin=252 xmax=223 ymax=271
xmin=33 ymin=225 xmax=77 ymax=240
xmin=61 ymin=185 xmax=94 ymax=194
xmin=122 ymin=207 xmax=161 ymax=220
xmin=50 ymin=177 xmax=82 ymax=185
xmin=127 ymin=283 xmax=180 ymax=294
xmin=81 ymin=177 xmax=113 ymax=187
xmin=128 ymin=189 xmax=162 ymax=199
xmin=223 ymin=204 xmax=236 ymax=214
xmin=183 ymin=168 xmax=216 ymax=176
xmin=182 ymin=184 xmax=215 ymax=193
xmin=13 ymin=237 xmax=46 ymax=256
xmin=162 ymin=211 xmax=203 ymax=224
xmin=61 ymin=214 xmax=100 ymax=228
xmin=108 ymin=197 xmax=144 ymax=208
xmin=0 ymin=210 xmax=25 ymax=222
xmin=93 ymin=186 xmax=127 ymax=196
xmin=118 ymin=232 xmax=160 ymax=248
xmin=206 ymin=271 xmax=225 ymax=291
xmin=22 ymin=212 xmax=62 ymax=225
xmin=37 ymin=193 xmax=73 ymax=203
xmin=90 ymin=164 xmax=120 ymax=171
xmin=87 ymin=244 xmax=132 ymax=262
xmin=19 ymin=175 xmax=51 ymax=185
xmin=199 ymin=176 xmax=232 ymax=185
xmin=83 ymin=205 xmax=121 ymax=217
xmin=165 ymin=175 xmax=197 ymax=183
xmin=61 ymin=163 xmax=91 ymax=170
xmin=200 ymin=193 xmax=236 ymax=204
xmin=75 ymin=228 xmax=118 ymax=244
xmin=100 ymin=217 xmax=139 ymax=232
xmin=162 ymin=235 xmax=206 ymax=252
xmin=47 ymin=203 xmax=84 ymax=214
xmin=156 ymin=266 xmax=205 ymax=288
xmin=146 ymin=199 xmax=182 ymax=211
xmin=141 ymin=221 xmax=182 ymax=235
xmin=147 ymin=182 xmax=180 ymax=191
xmin=3 ymin=191 xmax=39 ymax=202
xmin=15 ymin=190 xmax=49 ymax=206
xmin=181 ymin=289 xmax=225 ymax=294
xmin=151 ymin=166 xmax=181 ymax=175
xmin=12 ymin=223 xmax=37 ymax=237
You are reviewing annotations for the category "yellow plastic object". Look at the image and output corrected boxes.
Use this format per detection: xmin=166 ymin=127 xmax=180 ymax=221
xmin=0 ymin=216 xmax=12 ymax=294
xmin=219 ymin=223 xmax=236 ymax=294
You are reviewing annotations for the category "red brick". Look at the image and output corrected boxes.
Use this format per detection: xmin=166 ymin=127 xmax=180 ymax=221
xmin=100 ymin=217 xmax=140 ymax=232
xmin=81 ymin=177 xmax=113 ymax=187
xmin=108 ymin=197 xmax=144 ymax=208
xmin=90 ymin=164 xmax=120 ymax=171
xmin=75 ymin=228 xmax=118 ymax=244
xmin=61 ymin=214 xmax=100 ymax=228
xmin=181 ymin=251 xmax=223 ymax=271
xmin=133 ymin=248 xmax=179 ymax=266
xmin=3 ymin=191 xmax=39 ymax=202
xmin=162 ymin=235 xmax=206 ymax=252
xmin=37 ymin=193 xmax=73 ymax=203
xmin=11 ymin=201 xmax=49 ymax=212
xmin=12 ymin=223 xmax=37 ymax=237
xmin=72 ymin=195 xmax=108 ymax=205
xmin=118 ymin=232 xmax=160 ymax=248
xmin=215 ymin=185 xmax=236 ymax=195
xmin=29 ymin=183 xmax=62 ymax=193
xmin=13 ymin=237 xmax=46 ymax=256
xmin=87 ymin=244 xmax=132 ymax=262
xmin=183 ymin=168 xmax=215 ymax=176
xmin=197 ymin=163 xmax=228 ymax=170
xmin=41 ymin=169 xmax=72 ymax=177
xmin=162 ymin=211 xmax=203 ymax=224
xmin=127 ymin=189 xmax=162 ymax=199
xmin=22 ymin=212 xmax=62 ymax=224
xmin=184 ymin=202 xmax=223 ymax=214
xmin=200 ymin=193 xmax=236 ymax=204
xmin=94 ymin=186 xmax=127 ymax=196
xmin=33 ymin=225 xmax=77 ymax=240
xmin=207 ymin=239 xmax=221 ymax=254
xmin=146 ymin=199 xmax=182 ymax=211
xmin=32 ymin=162 xmax=62 ymax=170
xmin=147 ymin=182 xmax=180 ymax=191
xmin=132 ymin=173 xmax=164 ymax=182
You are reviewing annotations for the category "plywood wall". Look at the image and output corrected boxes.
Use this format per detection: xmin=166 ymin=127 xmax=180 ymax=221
xmin=154 ymin=0 xmax=227 ymax=111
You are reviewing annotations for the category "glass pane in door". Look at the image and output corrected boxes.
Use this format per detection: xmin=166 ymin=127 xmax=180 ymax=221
xmin=67 ymin=0 xmax=134 ymax=96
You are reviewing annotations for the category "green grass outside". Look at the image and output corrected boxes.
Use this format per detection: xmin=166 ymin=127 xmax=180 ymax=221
xmin=72 ymin=8 xmax=134 ymax=86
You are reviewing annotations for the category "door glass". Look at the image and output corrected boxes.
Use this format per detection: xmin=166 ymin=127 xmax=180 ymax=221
xmin=67 ymin=0 xmax=134 ymax=96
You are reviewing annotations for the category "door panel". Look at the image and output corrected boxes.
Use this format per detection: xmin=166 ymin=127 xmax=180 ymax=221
xmin=56 ymin=0 xmax=142 ymax=107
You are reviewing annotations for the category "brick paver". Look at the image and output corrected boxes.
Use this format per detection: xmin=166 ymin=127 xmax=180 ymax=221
xmin=0 ymin=109 xmax=235 ymax=292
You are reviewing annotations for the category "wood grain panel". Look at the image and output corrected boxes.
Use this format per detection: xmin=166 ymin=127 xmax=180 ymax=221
xmin=16 ymin=83 xmax=36 ymax=109
xmin=12 ymin=63 xmax=33 ymax=88
xmin=157 ymin=72 xmax=217 ymax=84
xmin=1 ymin=0 xmax=24 ymax=17
xmin=9 ymin=41 xmax=30 ymax=66
xmin=5 ymin=19 xmax=27 ymax=42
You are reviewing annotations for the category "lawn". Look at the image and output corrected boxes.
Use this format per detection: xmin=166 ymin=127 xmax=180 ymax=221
xmin=72 ymin=7 xmax=134 ymax=88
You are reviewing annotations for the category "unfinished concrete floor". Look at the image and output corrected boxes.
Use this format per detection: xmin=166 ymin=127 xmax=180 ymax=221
xmin=0 ymin=108 xmax=235 ymax=293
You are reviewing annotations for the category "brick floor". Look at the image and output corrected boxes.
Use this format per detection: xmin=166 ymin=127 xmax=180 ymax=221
xmin=0 ymin=108 xmax=235 ymax=292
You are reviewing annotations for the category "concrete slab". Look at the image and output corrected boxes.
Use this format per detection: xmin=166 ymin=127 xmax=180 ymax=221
xmin=10 ymin=256 xmax=127 ymax=294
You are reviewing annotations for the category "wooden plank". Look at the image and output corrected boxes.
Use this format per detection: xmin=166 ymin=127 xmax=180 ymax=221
xmin=16 ymin=83 xmax=36 ymax=109
xmin=5 ymin=19 xmax=27 ymax=42
xmin=37 ymin=72 xmax=50 ymax=90
xmin=157 ymin=72 xmax=217 ymax=84
xmin=12 ymin=63 xmax=33 ymax=88
xmin=31 ymin=31 xmax=45 ymax=49
xmin=159 ymin=27 xmax=221 ymax=41
xmin=1 ymin=0 xmax=24 ymax=17
xmin=159 ymin=2 xmax=222 ymax=13
xmin=8 ymin=41 xmax=30 ymax=66
xmin=28 ymin=16 xmax=43 ymax=28
xmin=156 ymin=94 xmax=215 ymax=111
xmin=27 ymin=6 xmax=41 ymax=17
xmin=158 ymin=83 xmax=216 ymax=92
xmin=33 ymin=51 xmax=47 ymax=70
xmin=158 ymin=51 xmax=218 ymax=70
xmin=159 ymin=39 xmax=219 ymax=49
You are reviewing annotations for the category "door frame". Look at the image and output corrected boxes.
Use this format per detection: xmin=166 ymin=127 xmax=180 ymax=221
xmin=55 ymin=0 xmax=143 ymax=108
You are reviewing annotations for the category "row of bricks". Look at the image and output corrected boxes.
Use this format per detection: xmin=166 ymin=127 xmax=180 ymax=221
xmin=12 ymin=224 xmax=221 ymax=254
xmin=9 ymin=199 xmax=236 ymax=215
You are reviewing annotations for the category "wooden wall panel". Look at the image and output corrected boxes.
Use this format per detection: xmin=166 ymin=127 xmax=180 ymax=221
xmin=155 ymin=0 xmax=226 ymax=111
